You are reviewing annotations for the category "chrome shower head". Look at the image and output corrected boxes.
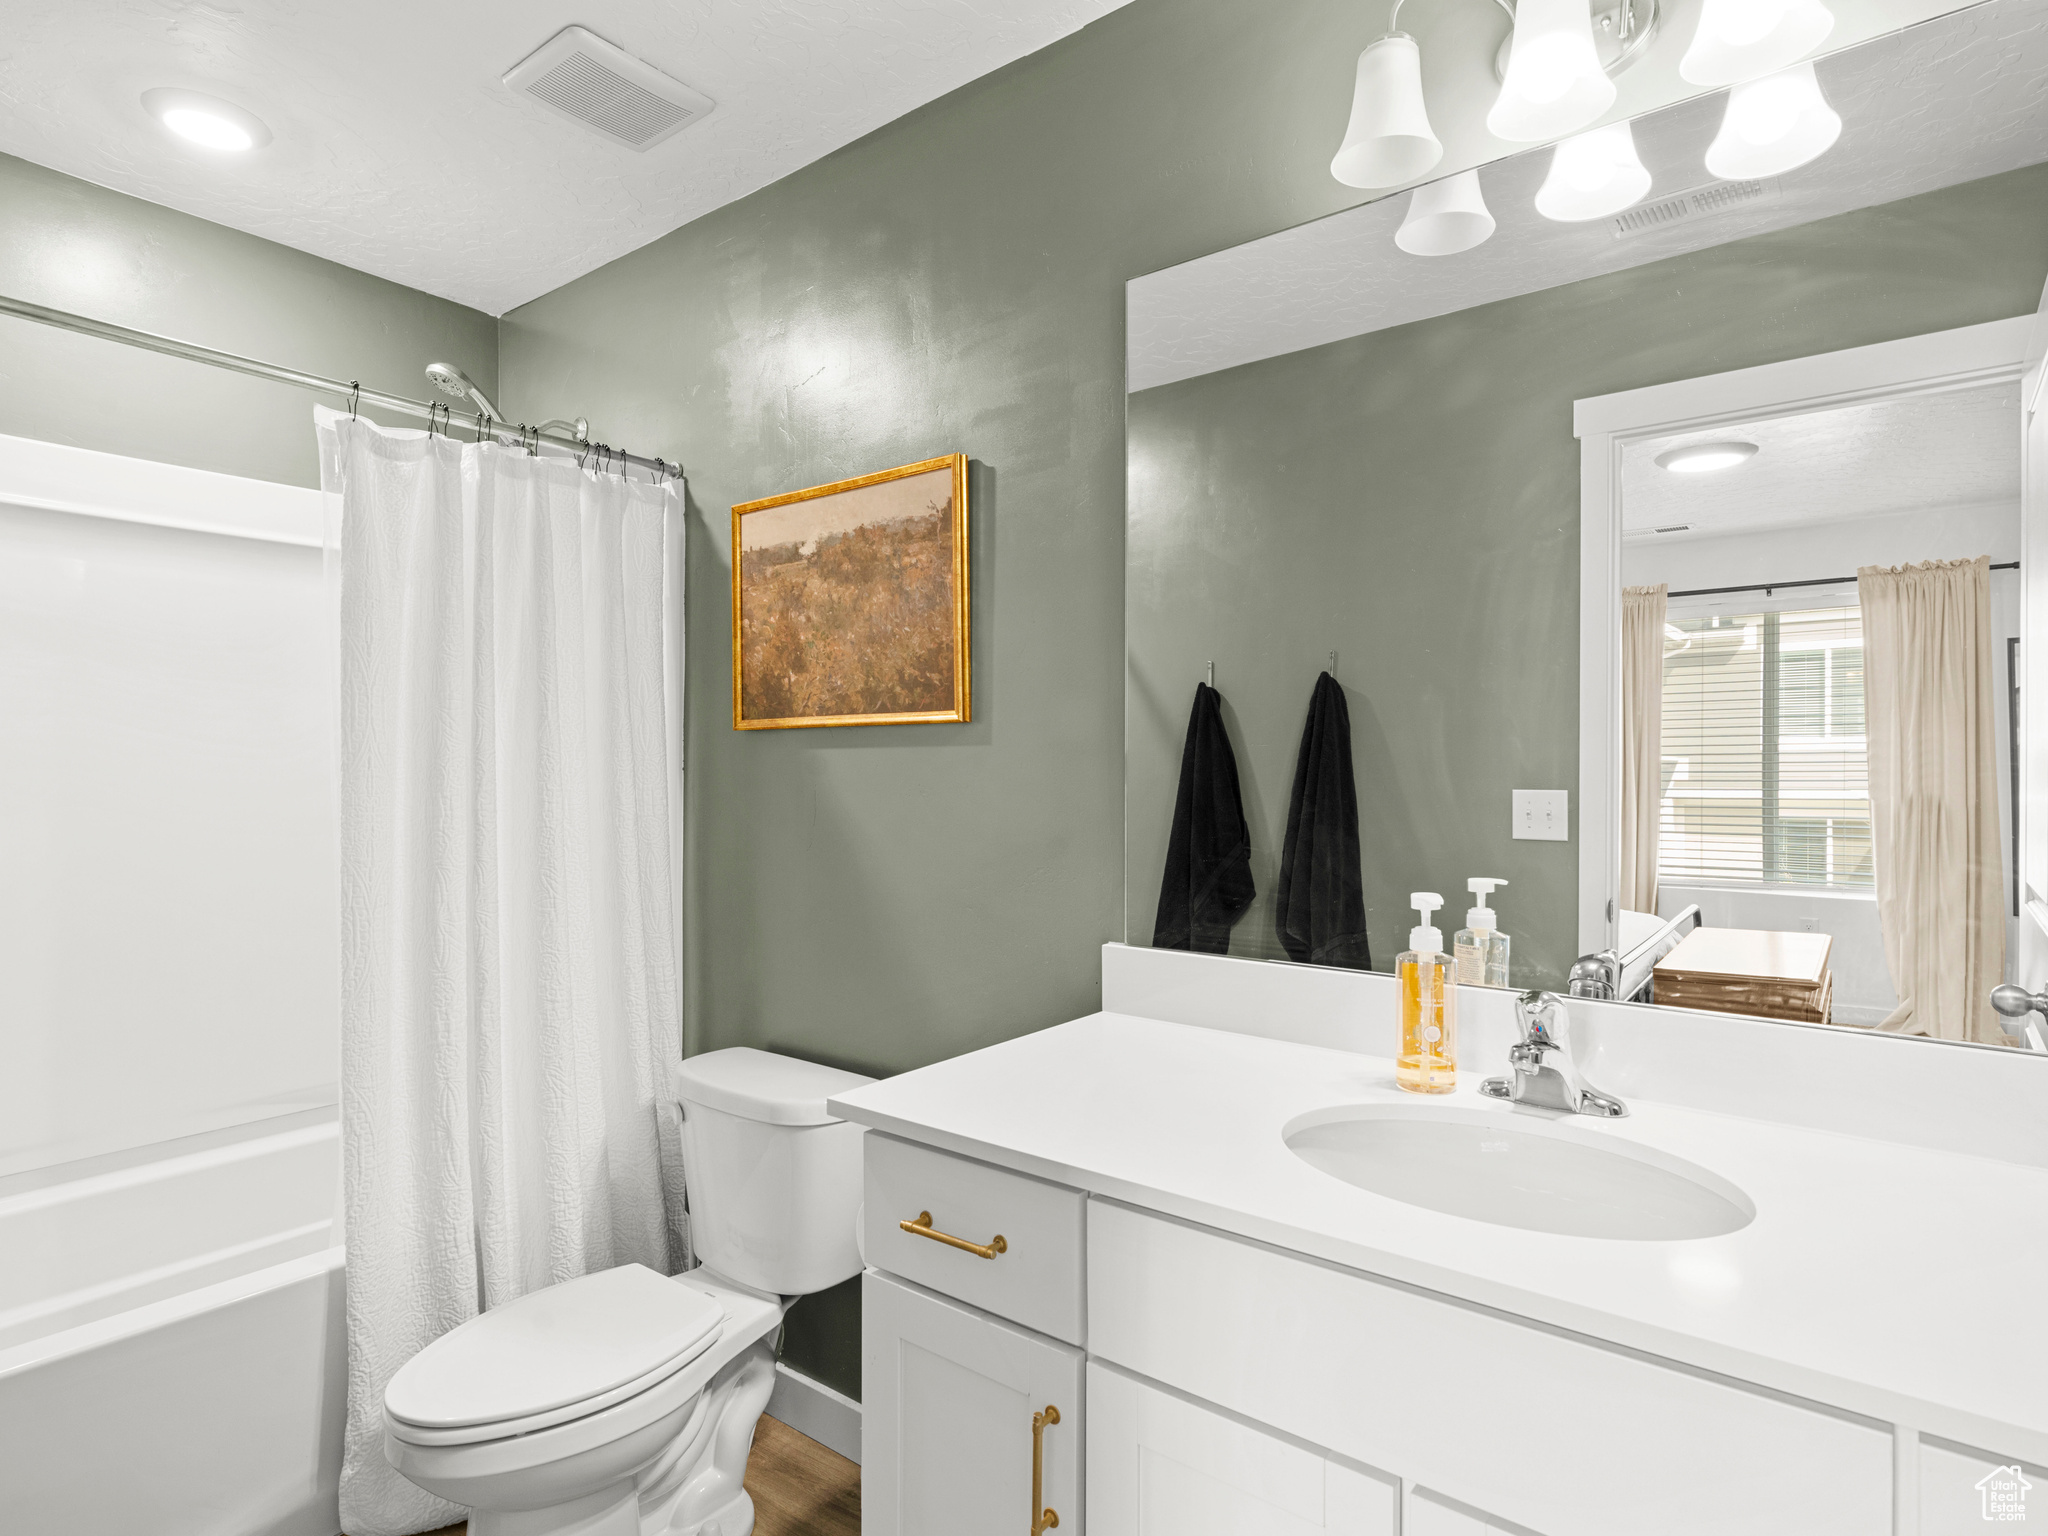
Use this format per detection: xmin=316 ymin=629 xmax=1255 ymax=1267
xmin=424 ymin=361 xmax=502 ymax=423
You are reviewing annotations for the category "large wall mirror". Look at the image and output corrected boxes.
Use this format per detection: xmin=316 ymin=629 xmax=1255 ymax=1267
xmin=1124 ymin=0 xmax=2048 ymax=1052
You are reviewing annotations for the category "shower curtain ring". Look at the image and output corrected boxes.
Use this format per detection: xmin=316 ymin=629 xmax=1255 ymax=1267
xmin=346 ymin=381 xmax=360 ymax=420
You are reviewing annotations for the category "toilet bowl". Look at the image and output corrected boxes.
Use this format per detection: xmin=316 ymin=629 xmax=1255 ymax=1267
xmin=383 ymin=1049 xmax=873 ymax=1536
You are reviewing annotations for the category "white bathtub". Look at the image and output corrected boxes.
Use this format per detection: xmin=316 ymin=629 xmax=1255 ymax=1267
xmin=0 ymin=1112 xmax=346 ymax=1536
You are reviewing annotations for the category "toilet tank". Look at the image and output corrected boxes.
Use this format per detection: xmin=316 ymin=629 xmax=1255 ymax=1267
xmin=672 ymin=1048 xmax=874 ymax=1297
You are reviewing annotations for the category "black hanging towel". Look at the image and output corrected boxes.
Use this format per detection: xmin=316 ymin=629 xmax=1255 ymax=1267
xmin=1275 ymin=671 xmax=1371 ymax=969
xmin=1152 ymin=681 xmax=1256 ymax=954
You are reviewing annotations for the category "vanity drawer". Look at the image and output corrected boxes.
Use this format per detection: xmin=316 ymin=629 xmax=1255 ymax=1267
xmin=1088 ymin=1200 xmax=1893 ymax=1536
xmin=864 ymin=1133 xmax=1085 ymax=1344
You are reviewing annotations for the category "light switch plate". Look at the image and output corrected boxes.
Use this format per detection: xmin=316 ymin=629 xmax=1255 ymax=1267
xmin=1513 ymin=789 xmax=1569 ymax=841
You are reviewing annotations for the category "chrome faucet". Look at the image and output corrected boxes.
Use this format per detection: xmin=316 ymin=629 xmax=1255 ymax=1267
xmin=1567 ymin=949 xmax=1620 ymax=1000
xmin=1480 ymin=991 xmax=1629 ymax=1118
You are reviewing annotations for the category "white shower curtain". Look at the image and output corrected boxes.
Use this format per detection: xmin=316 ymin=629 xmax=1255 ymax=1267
xmin=317 ymin=413 xmax=689 ymax=1536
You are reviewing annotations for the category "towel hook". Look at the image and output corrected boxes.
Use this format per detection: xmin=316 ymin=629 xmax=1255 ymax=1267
xmin=1329 ymin=650 xmax=1338 ymax=678
xmin=1206 ymin=661 xmax=1215 ymax=689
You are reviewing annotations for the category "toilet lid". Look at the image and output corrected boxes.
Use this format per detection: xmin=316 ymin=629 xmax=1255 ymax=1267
xmin=385 ymin=1263 xmax=724 ymax=1430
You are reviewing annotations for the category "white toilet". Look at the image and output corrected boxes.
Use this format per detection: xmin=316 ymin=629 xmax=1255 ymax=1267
xmin=382 ymin=1048 xmax=874 ymax=1536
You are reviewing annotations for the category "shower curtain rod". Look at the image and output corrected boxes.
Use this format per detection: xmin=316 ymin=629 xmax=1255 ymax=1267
xmin=0 ymin=291 xmax=680 ymax=481
xmin=1669 ymin=562 xmax=2018 ymax=599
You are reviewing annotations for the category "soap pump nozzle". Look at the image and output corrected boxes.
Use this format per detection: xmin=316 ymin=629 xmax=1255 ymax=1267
xmin=1408 ymin=892 xmax=1445 ymax=954
xmin=1465 ymin=876 xmax=1508 ymax=930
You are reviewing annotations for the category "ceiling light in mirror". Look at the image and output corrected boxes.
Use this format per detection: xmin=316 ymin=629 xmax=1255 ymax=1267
xmin=1680 ymin=0 xmax=1833 ymax=87
xmin=1535 ymin=121 xmax=1652 ymax=220
xmin=1655 ymin=442 xmax=1759 ymax=473
xmin=1395 ymin=169 xmax=1495 ymax=255
xmin=1331 ymin=34 xmax=1444 ymax=188
xmin=141 ymin=89 xmax=272 ymax=153
xmin=1487 ymin=0 xmax=1616 ymax=142
xmin=1704 ymin=63 xmax=1841 ymax=178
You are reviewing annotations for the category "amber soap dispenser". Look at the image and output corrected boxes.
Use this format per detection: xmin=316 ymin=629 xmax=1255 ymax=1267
xmin=1397 ymin=892 xmax=1457 ymax=1094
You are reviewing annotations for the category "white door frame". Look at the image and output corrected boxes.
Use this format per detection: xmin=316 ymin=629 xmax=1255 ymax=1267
xmin=1572 ymin=315 xmax=2035 ymax=959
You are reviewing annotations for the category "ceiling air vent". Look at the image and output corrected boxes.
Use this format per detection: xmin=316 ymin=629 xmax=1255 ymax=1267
xmin=1612 ymin=179 xmax=1777 ymax=240
xmin=504 ymin=26 xmax=714 ymax=151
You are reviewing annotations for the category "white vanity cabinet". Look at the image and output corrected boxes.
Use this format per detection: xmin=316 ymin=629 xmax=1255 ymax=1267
xmin=860 ymin=1134 xmax=1087 ymax=1534
xmin=1086 ymin=1199 xmax=1892 ymax=1536
xmin=1087 ymin=1361 xmax=1398 ymax=1535
xmin=858 ymin=1131 xmax=2016 ymax=1536
xmin=862 ymin=1272 xmax=1082 ymax=1535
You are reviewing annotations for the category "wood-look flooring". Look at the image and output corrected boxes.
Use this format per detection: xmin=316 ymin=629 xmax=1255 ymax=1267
xmin=417 ymin=1412 xmax=859 ymax=1536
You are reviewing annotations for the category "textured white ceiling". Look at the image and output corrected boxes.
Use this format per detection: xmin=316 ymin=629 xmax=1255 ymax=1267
xmin=0 ymin=0 xmax=1131 ymax=315
xmin=1128 ymin=0 xmax=2048 ymax=391
xmin=1622 ymin=383 xmax=2021 ymax=538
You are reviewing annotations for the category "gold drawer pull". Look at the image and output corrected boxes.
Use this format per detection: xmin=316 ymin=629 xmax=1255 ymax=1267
xmin=1032 ymin=1404 xmax=1061 ymax=1534
xmin=899 ymin=1210 xmax=1007 ymax=1260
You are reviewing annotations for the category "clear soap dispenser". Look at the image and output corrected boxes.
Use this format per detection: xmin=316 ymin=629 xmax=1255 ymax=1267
xmin=1397 ymin=892 xmax=1457 ymax=1095
xmin=1454 ymin=877 xmax=1511 ymax=989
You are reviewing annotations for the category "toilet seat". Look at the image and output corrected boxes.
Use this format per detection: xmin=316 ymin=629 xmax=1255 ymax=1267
xmin=385 ymin=1263 xmax=724 ymax=1447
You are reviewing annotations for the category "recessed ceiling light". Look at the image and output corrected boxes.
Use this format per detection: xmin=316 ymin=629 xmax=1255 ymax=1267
xmin=140 ymin=89 xmax=272 ymax=153
xmin=1655 ymin=441 xmax=1758 ymax=474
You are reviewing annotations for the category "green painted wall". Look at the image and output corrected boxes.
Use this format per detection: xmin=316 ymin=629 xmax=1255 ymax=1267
xmin=495 ymin=0 xmax=1434 ymax=1399
xmin=1126 ymin=163 xmax=2048 ymax=994
xmin=0 ymin=152 xmax=496 ymax=488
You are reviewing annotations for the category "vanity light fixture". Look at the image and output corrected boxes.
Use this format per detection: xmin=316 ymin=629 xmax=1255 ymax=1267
xmin=1655 ymin=441 xmax=1758 ymax=473
xmin=1534 ymin=120 xmax=1651 ymax=221
xmin=1395 ymin=169 xmax=1496 ymax=255
xmin=1487 ymin=0 xmax=1616 ymax=142
xmin=1331 ymin=31 xmax=1444 ymax=188
xmin=1680 ymin=0 xmax=1833 ymax=86
xmin=1704 ymin=63 xmax=1841 ymax=179
xmin=141 ymin=88 xmax=272 ymax=153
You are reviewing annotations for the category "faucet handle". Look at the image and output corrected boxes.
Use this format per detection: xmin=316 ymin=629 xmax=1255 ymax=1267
xmin=1515 ymin=990 xmax=1568 ymax=1051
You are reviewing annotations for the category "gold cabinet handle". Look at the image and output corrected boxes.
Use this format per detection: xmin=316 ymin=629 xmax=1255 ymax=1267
xmin=1032 ymin=1404 xmax=1061 ymax=1534
xmin=899 ymin=1210 xmax=1008 ymax=1260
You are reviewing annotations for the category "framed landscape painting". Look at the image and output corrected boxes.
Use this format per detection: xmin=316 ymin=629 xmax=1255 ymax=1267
xmin=731 ymin=453 xmax=971 ymax=729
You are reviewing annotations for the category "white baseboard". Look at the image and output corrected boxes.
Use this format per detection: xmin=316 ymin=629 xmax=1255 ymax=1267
xmin=766 ymin=1361 xmax=861 ymax=1465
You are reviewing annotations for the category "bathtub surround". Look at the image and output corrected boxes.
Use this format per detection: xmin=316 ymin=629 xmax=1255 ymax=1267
xmin=323 ymin=415 xmax=686 ymax=1535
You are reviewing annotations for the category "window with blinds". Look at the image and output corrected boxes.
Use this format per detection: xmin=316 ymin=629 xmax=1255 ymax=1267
xmin=1658 ymin=604 xmax=1872 ymax=889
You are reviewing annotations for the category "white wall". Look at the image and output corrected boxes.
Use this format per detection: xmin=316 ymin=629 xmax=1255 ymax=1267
xmin=0 ymin=441 xmax=335 ymax=1175
xmin=1625 ymin=499 xmax=2021 ymax=1021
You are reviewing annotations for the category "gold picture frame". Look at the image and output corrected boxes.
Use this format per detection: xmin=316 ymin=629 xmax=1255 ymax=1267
xmin=731 ymin=453 xmax=971 ymax=730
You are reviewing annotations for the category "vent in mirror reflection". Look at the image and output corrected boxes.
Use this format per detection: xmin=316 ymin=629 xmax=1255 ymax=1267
xmin=1614 ymin=178 xmax=1778 ymax=239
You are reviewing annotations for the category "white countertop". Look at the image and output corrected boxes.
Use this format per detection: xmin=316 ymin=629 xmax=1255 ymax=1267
xmin=830 ymin=1011 xmax=2048 ymax=1464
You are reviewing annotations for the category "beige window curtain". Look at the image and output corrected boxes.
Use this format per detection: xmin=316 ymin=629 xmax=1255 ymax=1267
xmin=1620 ymin=584 xmax=1668 ymax=916
xmin=1859 ymin=557 xmax=2005 ymax=1044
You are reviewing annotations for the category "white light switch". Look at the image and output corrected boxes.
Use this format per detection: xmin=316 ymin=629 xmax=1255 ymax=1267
xmin=1513 ymin=789 xmax=1569 ymax=841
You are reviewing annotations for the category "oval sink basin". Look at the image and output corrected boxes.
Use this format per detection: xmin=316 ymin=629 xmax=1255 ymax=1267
xmin=1283 ymin=1107 xmax=1754 ymax=1241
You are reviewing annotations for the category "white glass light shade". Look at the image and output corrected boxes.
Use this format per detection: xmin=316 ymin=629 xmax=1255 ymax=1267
xmin=1395 ymin=170 xmax=1495 ymax=256
xmin=1331 ymin=35 xmax=1444 ymax=188
xmin=1680 ymin=0 xmax=1834 ymax=86
xmin=1486 ymin=0 xmax=1616 ymax=143
xmin=1535 ymin=121 xmax=1651 ymax=221
xmin=1705 ymin=63 xmax=1841 ymax=179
